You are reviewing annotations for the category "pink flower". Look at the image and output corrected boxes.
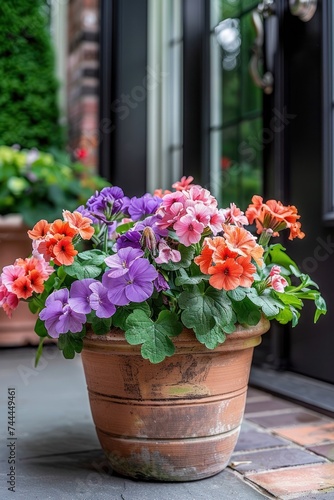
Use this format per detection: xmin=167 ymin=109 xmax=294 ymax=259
xmin=1 ymin=265 xmax=25 ymax=292
xmin=269 ymin=265 xmax=282 ymax=276
xmin=155 ymin=241 xmax=181 ymax=264
xmin=208 ymin=210 xmax=225 ymax=235
xmin=222 ymin=203 xmax=249 ymax=226
xmin=186 ymin=204 xmax=211 ymax=226
xmin=173 ymin=214 xmax=204 ymax=246
xmin=172 ymin=176 xmax=194 ymax=191
xmin=0 ymin=283 xmax=19 ymax=318
xmin=271 ymin=274 xmax=288 ymax=293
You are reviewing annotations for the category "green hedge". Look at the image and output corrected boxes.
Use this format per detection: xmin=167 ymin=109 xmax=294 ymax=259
xmin=0 ymin=0 xmax=64 ymax=150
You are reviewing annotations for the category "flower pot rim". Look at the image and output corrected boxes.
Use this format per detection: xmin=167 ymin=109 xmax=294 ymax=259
xmin=83 ymin=317 xmax=270 ymax=355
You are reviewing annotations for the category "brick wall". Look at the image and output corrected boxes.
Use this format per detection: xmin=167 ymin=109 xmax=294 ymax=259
xmin=67 ymin=0 xmax=100 ymax=168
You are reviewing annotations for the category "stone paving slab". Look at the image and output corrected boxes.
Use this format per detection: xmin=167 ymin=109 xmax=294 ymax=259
xmin=2 ymin=346 xmax=334 ymax=499
xmin=230 ymin=447 xmax=325 ymax=473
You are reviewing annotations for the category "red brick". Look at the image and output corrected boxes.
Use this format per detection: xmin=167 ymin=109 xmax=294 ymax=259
xmin=246 ymin=463 xmax=334 ymax=497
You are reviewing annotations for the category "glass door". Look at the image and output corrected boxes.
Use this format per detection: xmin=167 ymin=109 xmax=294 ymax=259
xmin=210 ymin=0 xmax=263 ymax=208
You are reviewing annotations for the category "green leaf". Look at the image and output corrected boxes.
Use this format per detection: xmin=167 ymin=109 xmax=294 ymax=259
xmin=248 ymin=291 xmax=284 ymax=318
xmin=227 ymin=288 xmax=250 ymax=302
xmin=92 ymin=316 xmax=112 ymax=335
xmin=77 ymin=249 xmax=107 ymax=265
xmin=195 ymin=324 xmax=227 ymax=349
xmin=175 ymin=267 xmax=209 ymax=286
xmin=65 ymin=260 xmax=102 ymax=279
xmin=231 ymin=297 xmax=262 ymax=326
xmin=314 ymin=294 xmax=327 ymax=322
xmin=112 ymin=302 xmax=151 ymax=330
xmin=124 ymin=310 xmax=183 ymax=363
xmin=265 ymin=244 xmax=299 ymax=272
xmin=34 ymin=318 xmax=48 ymax=337
xmin=178 ymin=285 xmax=233 ymax=336
xmin=57 ymin=332 xmax=84 ymax=359
xmin=161 ymin=245 xmax=195 ymax=270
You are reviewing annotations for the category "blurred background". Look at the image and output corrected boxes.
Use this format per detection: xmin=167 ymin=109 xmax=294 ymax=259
xmin=0 ymin=0 xmax=333 ymax=413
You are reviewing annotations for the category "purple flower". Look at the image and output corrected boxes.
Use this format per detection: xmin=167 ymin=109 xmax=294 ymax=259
xmin=128 ymin=194 xmax=162 ymax=221
xmin=154 ymin=273 xmax=169 ymax=292
xmin=89 ymin=282 xmax=116 ymax=318
xmin=102 ymin=258 xmax=158 ymax=305
xmin=80 ymin=186 xmax=130 ymax=225
xmin=105 ymin=247 xmax=143 ymax=278
xmin=70 ymin=279 xmax=97 ymax=314
xmin=116 ymin=230 xmax=142 ymax=251
xmin=39 ymin=289 xmax=86 ymax=338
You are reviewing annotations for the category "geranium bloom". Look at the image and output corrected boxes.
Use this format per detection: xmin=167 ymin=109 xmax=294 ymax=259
xmin=50 ymin=220 xmax=78 ymax=239
xmin=63 ymin=210 xmax=95 ymax=240
xmin=173 ymin=214 xmax=204 ymax=246
xmin=172 ymin=175 xmax=194 ymax=191
xmin=27 ymin=219 xmax=51 ymax=240
xmin=246 ymin=196 xmax=305 ymax=241
xmin=11 ymin=276 xmax=33 ymax=299
xmin=53 ymin=237 xmax=78 ymax=266
xmin=0 ymin=284 xmax=19 ymax=318
xmin=236 ymin=256 xmax=256 ymax=288
xmin=271 ymin=274 xmax=288 ymax=292
xmin=208 ymin=259 xmax=244 ymax=291
xmin=155 ymin=240 xmax=181 ymax=264
xmin=222 ymin=203 xmax=248 ymax=227
xmin=223 ymin=225 xmax=264 ymax=266
xmin=1 ymin=265 xmax=25 ymax=292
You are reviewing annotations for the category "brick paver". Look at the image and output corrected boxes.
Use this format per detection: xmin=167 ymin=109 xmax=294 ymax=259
xmin=245 ymin=463 xmax=334 ymax=497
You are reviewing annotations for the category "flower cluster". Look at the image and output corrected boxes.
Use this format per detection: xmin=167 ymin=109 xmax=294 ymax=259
xmin=0 ymin=178 xmax=326 ymax=363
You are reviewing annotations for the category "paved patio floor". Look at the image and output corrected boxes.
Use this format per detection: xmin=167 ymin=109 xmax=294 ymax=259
xmin=1 ymin=345 xmax=334 ymax=500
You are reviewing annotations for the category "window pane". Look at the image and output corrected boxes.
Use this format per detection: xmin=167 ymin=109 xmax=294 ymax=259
xmin=240 ymin=12 xmax=262 ymax=117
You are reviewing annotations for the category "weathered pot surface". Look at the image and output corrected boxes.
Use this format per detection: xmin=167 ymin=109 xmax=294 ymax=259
xmin=81 ymin=317 xmax=270 ymax=481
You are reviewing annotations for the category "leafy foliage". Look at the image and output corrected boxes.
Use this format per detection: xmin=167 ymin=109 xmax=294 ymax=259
xmin=0 ymin=0 xmax=63 ymax=150
xmin=0 ymin=146 xmax=109 ymax=225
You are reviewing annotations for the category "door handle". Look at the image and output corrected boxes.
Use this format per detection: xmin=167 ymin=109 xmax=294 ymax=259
xmin=249 ymin=0 xmax=277 ymax=95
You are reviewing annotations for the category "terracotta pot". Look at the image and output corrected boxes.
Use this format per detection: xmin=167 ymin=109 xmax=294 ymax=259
xmin=81 ymin=317 xmax=270 ymax=482
xmin=0 ymin=216 xmax=38 ymax=346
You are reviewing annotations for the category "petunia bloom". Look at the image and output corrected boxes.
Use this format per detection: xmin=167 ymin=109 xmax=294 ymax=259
xmin=39 ymin=289 xmax=86 ymax=338
xmin=102 ymin=258 xmax=158 ymax=306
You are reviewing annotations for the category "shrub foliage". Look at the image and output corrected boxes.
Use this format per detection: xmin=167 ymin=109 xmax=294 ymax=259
xmin=0 ymin=0 xmax=63 ymax=150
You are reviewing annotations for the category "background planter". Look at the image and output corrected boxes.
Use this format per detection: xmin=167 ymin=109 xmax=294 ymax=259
xmin=81 ymin=317 xmax=270 ymax=482
xmin=0 ymin=216 xmax=38 ymax=346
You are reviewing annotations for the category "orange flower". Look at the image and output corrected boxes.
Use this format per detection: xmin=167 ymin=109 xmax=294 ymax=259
xmin=53 ymin=237 xmax=78 ymax=266
xmin=236 ymin=256 xmax=256 ymax=288
xmin=208 ymin=258 xmax=243 ymax=291
xmin=153 ymin=188 xmax=172 ymax=198
xmin=63 ymin=210 xmax=94 ymax=240
xmin=194 ymin=244 xmax=214 ymax=274
xmin=223 ymin=225 xmax=263 ymax=266
xmin=11 ymin=276 xmax=33 ymax=299
xmin=27 ymin=220 xmax=51 ymax=240
xmin=28 ymin=270 xmax=45 ymax=294
xmin=50 ymin=220 xmax=78 ymax=239
xmin=246 ymin=196 xmax=304 ymax=240
xmin=288 ymin=222 xmax=305 ymax=240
